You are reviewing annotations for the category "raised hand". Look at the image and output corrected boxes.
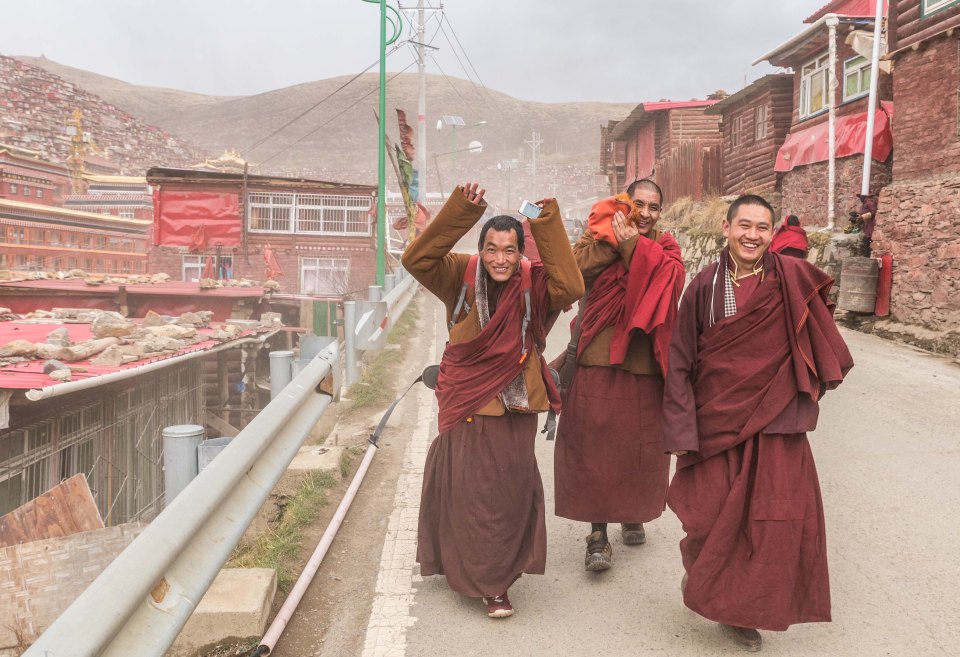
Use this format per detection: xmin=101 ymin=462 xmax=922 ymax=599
xmin=460 ymin=182 xmax=486 ymax=206
xmin=612 ymin=209 xmax=640 ymax=242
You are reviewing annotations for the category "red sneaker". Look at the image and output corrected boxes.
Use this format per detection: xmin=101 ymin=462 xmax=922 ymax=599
xmin=482 ymin=592 xmax=514 ymax=618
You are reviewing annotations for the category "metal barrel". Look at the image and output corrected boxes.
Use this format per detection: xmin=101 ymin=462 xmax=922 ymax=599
xmin=838 ymin=256 xmax=879 ymax=313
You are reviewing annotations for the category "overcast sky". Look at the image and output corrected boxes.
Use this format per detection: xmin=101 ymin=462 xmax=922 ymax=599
xmin=0 ymin=0 xmax=828 ymax=103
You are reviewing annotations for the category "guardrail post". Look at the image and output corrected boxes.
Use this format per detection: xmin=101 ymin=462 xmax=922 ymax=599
xmin=343 ymin=300 xmax=359 ymax=385
xmin=162 ymin=424 xmax=204 ymax=505
xmin=269 ymin=350 xmax=294 ymax=399
xmin=384 ymin=273 xmax=396 ymax=293
xmin=368 ymin=285 xmax=383 ymax=301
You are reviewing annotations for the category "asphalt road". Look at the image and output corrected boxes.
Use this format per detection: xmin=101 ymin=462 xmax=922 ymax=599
xmin=356 ymin=294 xmax=960 ymax=657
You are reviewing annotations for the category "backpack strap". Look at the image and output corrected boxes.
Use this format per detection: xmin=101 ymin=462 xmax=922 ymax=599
xmin=518 ymin=258 xmax=533 ymax=364
xmin=449 ymin=254 xmax=480 ymax=330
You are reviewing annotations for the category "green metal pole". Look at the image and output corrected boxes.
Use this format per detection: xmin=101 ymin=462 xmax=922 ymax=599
xmin=376 ymin=0 xmax=387 ymax=286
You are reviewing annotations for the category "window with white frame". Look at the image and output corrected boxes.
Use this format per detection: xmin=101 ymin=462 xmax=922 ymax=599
xmin=36 ymin=188 xmax=44 ymax=199
xmin=301 ymin=256 xmax=350 ymax=296
xmin=249 ymin=192 xmax=295 ymax=232
xmin=923 ymin=0 xmax=960 ymax=16
xmin=182 ymin=254 xmax=234 ymax=281
xmin=799 ymin=53 xmax=829 ymax=119
xmin=23 ymin=185 xmax=31 ymax=197
xmin=8 ymin=183 xmax=16 ymax=194
xmin=248 ymin=192 xmax=371 ymax=236
xmin=755 ymin=104 xmax=768 ymax=140
xmin=843 ymin=55 xmax=872 ymax=101
xmin=731 ymin=115 xmax=742 ymax=147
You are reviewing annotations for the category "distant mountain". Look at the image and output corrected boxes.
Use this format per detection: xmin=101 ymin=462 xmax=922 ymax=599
xmin=14 ymin=56 xmax=635 ymax=203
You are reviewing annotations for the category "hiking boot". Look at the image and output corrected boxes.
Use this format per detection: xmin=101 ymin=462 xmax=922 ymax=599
xmin=621 ymin=523 xmax=646 ymax=545
xmin=720 ymin=624 xmax=762 ymax=652
xmin=483 ymin=592 xmax=514 ymax=618
xmin=584 ymin=530 xmax=613 ymax=571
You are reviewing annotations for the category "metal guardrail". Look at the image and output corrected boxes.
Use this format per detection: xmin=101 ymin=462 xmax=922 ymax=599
xmin=23 ymin=342 xmax=341 ymax=657
xmin=343 ymin=267 xmax=419 ymax=384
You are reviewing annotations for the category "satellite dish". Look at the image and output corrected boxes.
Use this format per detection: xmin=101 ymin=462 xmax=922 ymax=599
xmin=468 ymin=140 xmax=483 ymax=154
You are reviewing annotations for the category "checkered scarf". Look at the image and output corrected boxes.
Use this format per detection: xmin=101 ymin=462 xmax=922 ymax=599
xmin=474 ymin=258 xmax=530 ymax=411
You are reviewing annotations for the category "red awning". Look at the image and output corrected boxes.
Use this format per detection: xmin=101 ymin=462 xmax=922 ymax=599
xmin=775 ymin=104 xmax=893 ymax=172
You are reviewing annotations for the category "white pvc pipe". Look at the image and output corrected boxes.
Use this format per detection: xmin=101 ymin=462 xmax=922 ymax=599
xmin=257 ymin=441 xmax=379 ymax=654
xmin=827 ymin=14 xmax=839 ymax=230
xmin=861 ymin=0 xmax=885 ymax=196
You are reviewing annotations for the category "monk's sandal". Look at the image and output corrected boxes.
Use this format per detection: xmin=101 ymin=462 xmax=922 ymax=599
xmin=584 ymin=530 xmax=613 ymax=571
xmin=483 ymin=593 xmax=514 ymax=618
xmin=720 ymin=624 xmax=762 ymax=652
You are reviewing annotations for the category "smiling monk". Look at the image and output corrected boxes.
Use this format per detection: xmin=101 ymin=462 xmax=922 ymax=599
xmin=662 ymin=194 xmax=854 ymax=652
xmin=401 ymin=182 xmax=583 ymax=619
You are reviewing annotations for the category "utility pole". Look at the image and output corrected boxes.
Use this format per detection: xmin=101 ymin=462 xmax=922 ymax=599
xmin=524 ymin=130 xmax=542 ymax=198
xmin=416 ymin=0 xmax=427 ymax=206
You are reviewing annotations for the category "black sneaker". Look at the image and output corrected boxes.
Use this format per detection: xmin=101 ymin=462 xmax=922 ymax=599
xmin=584 ymin=530 xmax=613 ymax=571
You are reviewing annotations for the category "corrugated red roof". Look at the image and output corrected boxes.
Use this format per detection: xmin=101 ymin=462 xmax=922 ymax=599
xmin=0 ymin=279 xmax=264 ymax=298
xmin=640 ymin=100 xmax=721 ymax=112
xmin=805 ymin=0 xmax=886 ymax=23
xmin=0 ymin=320 xmax=261 ymax=390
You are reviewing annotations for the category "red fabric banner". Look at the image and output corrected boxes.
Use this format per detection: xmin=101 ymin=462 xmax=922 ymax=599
xmin=154 ymin=190 xmax=242 ymax=247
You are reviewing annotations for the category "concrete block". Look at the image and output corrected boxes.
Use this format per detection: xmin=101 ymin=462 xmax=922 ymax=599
xmin=168 ymin=568 xmax=276 ymax=657
xmin=288 ymin=444 xmax=345 ymax=476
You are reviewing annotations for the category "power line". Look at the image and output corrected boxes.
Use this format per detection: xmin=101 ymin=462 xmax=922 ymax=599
xmin=242 ymin=43 xmax=405 ymax=157
xmin=440 ymin=13 xmax=498 ymax=110
xmin=427 ymin=52 xmax=468 ymax=104
xmin=257 ymin=58 xmax=418 ymax=168
xmin=436 ymin=20 xmax=486 ymax=102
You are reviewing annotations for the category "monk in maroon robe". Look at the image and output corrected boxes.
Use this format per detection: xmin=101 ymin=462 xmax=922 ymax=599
xmin=663 ymin=195 xmax=853 ymax=651
xmin=770 ymin=214 xmax=808 ymax=259
xmin=401 ymin=183 xmax=583 ymax=619
xmin=554 ymin=178 xmax=685 ymax=571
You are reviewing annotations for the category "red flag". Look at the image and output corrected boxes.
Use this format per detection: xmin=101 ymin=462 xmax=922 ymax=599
xmin=202 ymin=255 xmax=215 ymax=279
xmin=264 ymin=244 xmax=283 ymax=279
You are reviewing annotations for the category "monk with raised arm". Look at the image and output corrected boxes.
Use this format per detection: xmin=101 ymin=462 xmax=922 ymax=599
xmin=401 ymin=183 xmax=583 ymax=619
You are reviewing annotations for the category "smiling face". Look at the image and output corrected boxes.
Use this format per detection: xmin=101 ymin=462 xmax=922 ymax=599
xmin=481 ymin=228 xmax=521 ymax=283
xmin=722 ymin=202 xmax=773 ymax=269
xmin=630 ymin=186 xmax=662 ymax=237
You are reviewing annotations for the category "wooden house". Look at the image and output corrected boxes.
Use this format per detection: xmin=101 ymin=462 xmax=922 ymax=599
xmin=705 ymin=74 xmax=794 ymax=197
xmin=754 ymin=0 xmax=894 ymax=225
xmin=603 ymin=100 xmax=722 ymax=200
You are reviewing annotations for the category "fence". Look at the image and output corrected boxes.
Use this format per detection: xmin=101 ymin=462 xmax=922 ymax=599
xmin=656 ymin=141 xmax=723 ymax=202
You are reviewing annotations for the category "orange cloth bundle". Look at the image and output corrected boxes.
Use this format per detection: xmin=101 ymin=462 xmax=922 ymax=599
xmin=588 ymin=194 xmax=640 ymax=247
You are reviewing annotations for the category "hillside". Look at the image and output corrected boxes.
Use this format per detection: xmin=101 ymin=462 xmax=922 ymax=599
xmin=10 ymin=56 xmax=635 ymax=203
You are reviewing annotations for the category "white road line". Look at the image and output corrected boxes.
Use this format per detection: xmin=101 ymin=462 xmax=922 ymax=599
xmin=361 ymin=304 xmax=437 ymax=657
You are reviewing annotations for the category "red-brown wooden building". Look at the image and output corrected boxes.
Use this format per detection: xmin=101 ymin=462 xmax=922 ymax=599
xmin=705 ymin=74 xmax=795 ymax=197
xmin=755 ymin=0 xmax=894 ymax=225
xmin=871 ymin=0 xmax=960 ymax=329
xmin=145 ymin=167 xmax=377 ymax=299
xmin=603 ymin=100 xmax=722 ymax=201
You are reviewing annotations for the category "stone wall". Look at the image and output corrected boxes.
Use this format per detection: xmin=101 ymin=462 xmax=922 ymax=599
xmin=891 ymin=33 xmax=960 ymax=180
xmin=0 ymin=56 xmax=205 ymax=174
xmin=871 ymin=174 xmax=960 ymax=329
xmin=672 ymin=227 xmax=860 ymax=297
xmin=780 ymin=154 xmax=892 ymax=227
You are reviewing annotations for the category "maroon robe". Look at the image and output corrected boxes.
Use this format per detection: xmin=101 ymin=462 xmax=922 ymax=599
xmin=663 ymin=249 xmax=853 ymax=631
xmin=555 ymin=232 xmax=684 ymax=523
xmin=434 ymin=263 xmax=559 ymax=434
xmin=770 ymin=224 xmax=809 ymax=257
